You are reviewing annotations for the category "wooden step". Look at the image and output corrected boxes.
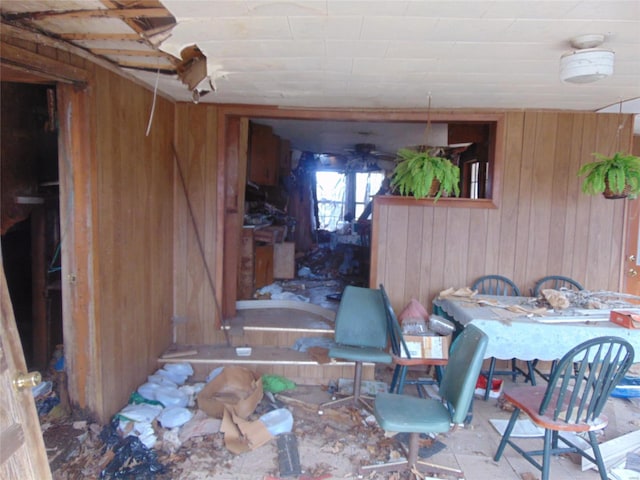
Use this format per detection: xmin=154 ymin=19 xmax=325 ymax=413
xmin=158 ymin=345 xmax=374 ymax=386
xmin=226 ymin=299 xmax=335 ymax=348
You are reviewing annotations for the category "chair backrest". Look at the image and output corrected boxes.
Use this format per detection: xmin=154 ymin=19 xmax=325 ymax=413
xmin=438 ymin=324 xmax=488 ymax=424
xmin=334 ymin=285 xmax=388 ymax=349
xmin=379 ymin=284 xmax=411 ymax=358
xmin=533 ymin=275 xmax=584 ymax=297
xmin=541 ymin=337 xmax=634 ymax=425
xmin=471 ymin=275 xmax=521 ymax=296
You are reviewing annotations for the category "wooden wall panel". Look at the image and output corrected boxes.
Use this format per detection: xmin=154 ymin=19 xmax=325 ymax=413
xmin=92 ymin=67 xmax=175 ymax=420
xmin=372 ymin=111 xmax=634 ymax=313
xmin=173 ymin=104 xmax=226 ymax=345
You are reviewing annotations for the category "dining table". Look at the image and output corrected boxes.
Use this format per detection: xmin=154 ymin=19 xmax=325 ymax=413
xmin=432 ymin=294 xmax=640 ymax=362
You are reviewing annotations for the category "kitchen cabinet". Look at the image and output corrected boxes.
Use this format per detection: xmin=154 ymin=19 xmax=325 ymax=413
xmin=248 ymin=122 xmax=279 ymax=186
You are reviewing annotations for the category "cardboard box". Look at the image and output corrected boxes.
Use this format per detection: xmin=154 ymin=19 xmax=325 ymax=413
xmin=197 ymin=366 xmax=263 ymax=419
xmin=610 ymin=310 xmax=640 ymax=329
xmin=401 ymin=334 xmax=451 ymax=359
xmin=475 ymin=376 xmax=504 ymax=398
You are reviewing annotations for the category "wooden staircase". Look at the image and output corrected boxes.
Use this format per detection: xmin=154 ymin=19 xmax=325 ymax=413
xmin=158 ymin=300 xmax=376 ymax=386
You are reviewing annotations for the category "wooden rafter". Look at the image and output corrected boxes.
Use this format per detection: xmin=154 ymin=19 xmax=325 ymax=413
xmin=0 ymin=42 xmax=88 ymax=83
xmin=58 ymin=33 xmax=141 ymax=41
xmin=90 ymin=48 xmax=167 ymax=57
xmin=113 ymin=59 xmax=175 ymax=71
xmin=7 ymin=8 xmax=171 ymax=21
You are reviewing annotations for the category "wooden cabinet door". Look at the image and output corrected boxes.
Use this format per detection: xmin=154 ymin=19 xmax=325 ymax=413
xmin=248 ymin=123 xmax=279 ymax=186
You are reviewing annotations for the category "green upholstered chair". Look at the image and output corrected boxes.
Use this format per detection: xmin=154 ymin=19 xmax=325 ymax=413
xmin=358 ymin=324 xmax=488 ymax=478
xmin=318 ymin=285 xmax=392 ymax=412
xmin=494 ymin=336 xmax=634 ymax=480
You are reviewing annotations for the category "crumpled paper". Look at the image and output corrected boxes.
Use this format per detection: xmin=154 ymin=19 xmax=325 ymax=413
xmin=439 ymin=287 xmax=476 ymax=298
xmin=541 ymin=289 xmax=570 ymax=310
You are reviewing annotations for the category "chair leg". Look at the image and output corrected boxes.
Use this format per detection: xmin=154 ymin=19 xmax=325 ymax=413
xmin=319 ymin=361 xmax=373 ymax=412
xmin=484 ymin=357 xmax=497 ymax=400
xmin=588 ymin=430 xmax=608 ymax=480
xmin=494 ymin=408 xmax=520 ymax=461
xmin=358 ymin=431 xmax=464 ymax=478
xmin=510 ymin=358 xmax=518 ymax=382
xmin=541 ymin=429 xmax=552 ymax=480
xmin=389 ymin=365 xmax=400 ymax=393
xmin=525 ymin=361 xmax=536 ymax=385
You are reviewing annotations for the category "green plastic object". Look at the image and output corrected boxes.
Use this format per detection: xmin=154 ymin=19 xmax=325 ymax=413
xmin=128 ymin=391 xmax=163 ymax=407
xmin=262 ymin=374 xmax=296 ymax=393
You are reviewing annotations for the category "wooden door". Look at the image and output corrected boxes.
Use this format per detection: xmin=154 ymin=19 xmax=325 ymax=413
xmin=623 ymin=137 xmax=640 ymax=296
xmin=623 ymin=198 xmax=640 ymax=296
xmin=0 ymin=255 xmax=52 ymax=480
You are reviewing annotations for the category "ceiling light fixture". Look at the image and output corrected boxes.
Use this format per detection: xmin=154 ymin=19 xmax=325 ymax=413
xmin=560 ymin=34 xmax=614 ymax=84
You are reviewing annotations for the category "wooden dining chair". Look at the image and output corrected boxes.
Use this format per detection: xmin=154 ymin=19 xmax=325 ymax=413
xmin=532 ymin=275 xmax=584 ymax=297
xmin=318 ymin=285 xmax=392 ymax=413
xmin=359 ymin=324 xmax=488 ymax=478
xmin=494 ymin=336 xmax=634 ymax=480
xmin=531 ymin=275 xmax=585 ymax=381
xmin=471 ymin=275 xmax=536 ymax=399
xmin=380 ymin=285 xmax=446 ymax=397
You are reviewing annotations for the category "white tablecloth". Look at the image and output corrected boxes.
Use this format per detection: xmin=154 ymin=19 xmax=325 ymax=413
xmin=433 ymin=295 xmax=640 ymax=361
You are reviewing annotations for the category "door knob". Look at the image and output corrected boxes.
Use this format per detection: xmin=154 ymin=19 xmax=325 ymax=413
xmin=13 ymin=371 xmax=41 ymax=391
xmin=628 ymin=254 xmax=636 ymax=262
xmin=627 ymin=268 xmax=638 ymax=278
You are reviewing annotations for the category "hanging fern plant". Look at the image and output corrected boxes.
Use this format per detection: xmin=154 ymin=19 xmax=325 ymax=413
xmin=390 ymin=148 xmax=461 ymax=201
xmin=578 ymin=151 xmax=640 ymax=199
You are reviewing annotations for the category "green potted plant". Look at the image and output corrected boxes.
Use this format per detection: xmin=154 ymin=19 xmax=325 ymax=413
xmin=577 ymin=151 xmax=640 ymax=199
xmin=390 ymin=147 xmax=461 ymax=201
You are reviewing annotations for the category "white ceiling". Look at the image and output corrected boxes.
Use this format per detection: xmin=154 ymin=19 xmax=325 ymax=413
xmin=2 ymin=0 xmax=639 ymax=154
xmin=143 ymin=0 xmax=640 ymax=151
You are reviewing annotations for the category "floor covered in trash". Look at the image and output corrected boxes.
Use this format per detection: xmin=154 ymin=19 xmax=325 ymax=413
xmin=43 ymin=363 xmax=640 ymax=480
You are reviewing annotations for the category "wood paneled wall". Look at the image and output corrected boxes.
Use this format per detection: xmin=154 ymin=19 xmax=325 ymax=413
xmin=372 ymin=111 xmax=634 ymax=313
xmin=90 ymin=67 xmax=175 ymax=419
xmin=173 ymin=104 xmax=227 ymax=345
xmin=2 ymin=25 xmax=178 ymax=421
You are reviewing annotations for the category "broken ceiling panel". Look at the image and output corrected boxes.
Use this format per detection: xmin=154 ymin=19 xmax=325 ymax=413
xmin=0 ymin=0 xmax=183 ymax=75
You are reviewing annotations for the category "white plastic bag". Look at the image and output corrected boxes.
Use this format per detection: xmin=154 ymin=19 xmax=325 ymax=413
xmin=157 ymin=406 xmax=193 ymax=428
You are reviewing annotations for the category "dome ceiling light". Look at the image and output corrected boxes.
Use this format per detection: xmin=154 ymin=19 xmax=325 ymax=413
xmin=560 ymin=34 xmax=615 ymax=84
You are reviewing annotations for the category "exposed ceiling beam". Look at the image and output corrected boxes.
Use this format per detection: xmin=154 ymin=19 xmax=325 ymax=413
xmin=59 ymin=33 xmax=141 ymax=41
xmin=113 ymin=59 xmax=175 ymax=71
xmin=90 ymin=48 xmax=167 ymax=57
xmin=7 ymin=8 xmax=171 ymax=21
xmin=0 ymin=42 xmax=88 ymax=83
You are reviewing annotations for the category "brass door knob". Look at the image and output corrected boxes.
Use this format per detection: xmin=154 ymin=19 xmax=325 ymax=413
xmin=627 ymin=268 xmax=638 ymax=278
xmin=13 ymin=371 xmax=41 ymax=391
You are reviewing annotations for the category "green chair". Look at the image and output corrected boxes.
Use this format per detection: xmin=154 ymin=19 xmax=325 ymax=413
xmin=532 ymin=274 xmax=584 ymax=296
xmin=472 ymin=274 xmax=535 ymax=398
xmin=318 ymin=285 xmax=392 ymax=412
xmin=494 ymin=336 xmax=634 ymax=480
xmin=531 ymin=275 xmax=585 ymax=381
xmin=358 ymin=324 xmax=488 ymax=478
xmin=380 ymin=285 xmax=446 ymax=397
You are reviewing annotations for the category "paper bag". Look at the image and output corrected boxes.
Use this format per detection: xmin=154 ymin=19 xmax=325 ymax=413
xmin=197 ymin=366 xmax=263 ymax=419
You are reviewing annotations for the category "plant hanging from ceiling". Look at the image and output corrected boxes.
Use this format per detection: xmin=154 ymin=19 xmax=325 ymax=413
xmin=390 ymin=94 xmax=461 ymax=201
xmin=578 ymin=151 xmax=640 ymax=199
xmin=391 ymin=147 xmax=460 ymax=200
xmin=577 ymin=101 xmax=640 ymax=200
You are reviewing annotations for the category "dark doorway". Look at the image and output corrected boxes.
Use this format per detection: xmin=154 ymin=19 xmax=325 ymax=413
xmin=1 ymin=81 xmax=62 ymax=371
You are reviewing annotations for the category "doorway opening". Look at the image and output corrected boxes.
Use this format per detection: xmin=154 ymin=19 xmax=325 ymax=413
xmin=1 ymin=81 xmax=62 ymax=372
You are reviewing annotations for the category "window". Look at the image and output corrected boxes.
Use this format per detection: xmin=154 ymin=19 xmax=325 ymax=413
xmin=316 ymin=171 xmax=346 ymax=231
xmin=315 ymin=170 xmax=385 ymax=231
xmin=355 ymin=172 xmax=385 ymax=219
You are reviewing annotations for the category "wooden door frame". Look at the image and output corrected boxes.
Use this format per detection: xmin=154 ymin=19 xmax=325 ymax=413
xmin=217 ymin=106 xmax=504 ymax=318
